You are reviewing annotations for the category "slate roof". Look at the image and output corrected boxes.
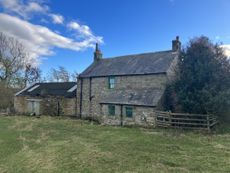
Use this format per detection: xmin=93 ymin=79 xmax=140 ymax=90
xmin=100 ymin=89 xmax=164 ymax=107
xmin=15 ymin=82 xmax=77 ymax=98
xmin=80 ymin=50 xmax=178 ymax=78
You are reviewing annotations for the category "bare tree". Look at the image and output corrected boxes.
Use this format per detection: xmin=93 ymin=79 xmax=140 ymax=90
xmin=0 ymin=32 xmax=40 ymax=88
xmin=58 ymin=66 xmax=70 ymax=82
xmin=21 ymin=64 xmax=41 ymax=87
xmin=71 ymin=71 xmax=78 ymax=82
xmin=0 ymin=32 xmax=26 ymax=86
xmin=48 ymin=68 xmax=60 ymax=82
xmin=48 ymin=66 xmax=71 ymax=82
xmin=0 ymin=32 xmax=42 ymax=111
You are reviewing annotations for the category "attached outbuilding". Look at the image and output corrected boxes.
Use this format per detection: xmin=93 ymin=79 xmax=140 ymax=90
xmin=14 ymin=82 xmax=77 ymax=116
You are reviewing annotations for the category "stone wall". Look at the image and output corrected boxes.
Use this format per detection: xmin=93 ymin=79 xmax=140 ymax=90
xmin=101 ymin=104 xmax=156 ymax=126
xmin=14 ymin=96 xmax=27 ymax=114
xmin=166 ymin=52 xmax=178 ymax=83
xmin=14 ymin=96 xmax=76 ymax=116
xmin=77 ymin=74 xmax=168 ymax=126
xmin=61 ymin=98 xmax=76 ymax=116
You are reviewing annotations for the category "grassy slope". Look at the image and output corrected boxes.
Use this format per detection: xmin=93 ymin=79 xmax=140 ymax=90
xmin=0 ymin=116 xmax=229 ymax=173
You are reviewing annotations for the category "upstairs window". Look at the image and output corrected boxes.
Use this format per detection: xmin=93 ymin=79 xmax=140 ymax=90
xmin=108 ymin=105 xmax=115 ymax=116
xmin=108 ymin=76 xmax=115 ymax=89
xmin=125 ymin=106 xmax=133 ymax=118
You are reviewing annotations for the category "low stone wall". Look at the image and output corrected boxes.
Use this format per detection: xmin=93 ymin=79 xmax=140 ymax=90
xmin=101 ymin=104 xmax=156 ymax=127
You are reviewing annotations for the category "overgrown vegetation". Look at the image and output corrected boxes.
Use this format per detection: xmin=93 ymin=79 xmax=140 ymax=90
xmin=0 ymin=82 xmax=15 ymax=111
xmin=164 ymin=36 xmax=230 ymax=120
xmin=0 ymin=32 xmax=78 ymax=111
xmin=0 ymin=116 xmax=229 ymax=173
xmin=0 ymin=32 xmax=41 ymax=88
xmin=0 ymin=32 xmax=41 ymax=111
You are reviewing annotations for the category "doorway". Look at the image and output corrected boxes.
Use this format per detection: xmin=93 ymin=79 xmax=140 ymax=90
xmin=27 ymin=99 xmax=41 ymax=115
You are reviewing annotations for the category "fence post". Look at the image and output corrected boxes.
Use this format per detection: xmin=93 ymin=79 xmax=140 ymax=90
xmin=154 ymin=111 xmax=157 ymax=127
xmin=207 ymin=114 xmax=210 ymax=132
xmin=168 ymin=111 xmax=171 ymax=127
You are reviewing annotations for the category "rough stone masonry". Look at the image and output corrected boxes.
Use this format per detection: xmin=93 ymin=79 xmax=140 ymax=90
xmin=77 ymin=37 xmax=180 ymax=126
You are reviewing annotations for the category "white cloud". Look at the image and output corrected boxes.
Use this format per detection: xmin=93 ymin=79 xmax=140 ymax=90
xmin=0 ymin=0 xmax=104 ymax=66
xmin=1 ymin=0 xmax=63 ymax=25
xmin=0 ymin=0 xmax=49 ymax=19
xmin=49 ymin=14 xmax=64 ymax=24
xmin=221 ymin=45 xmax=230 ymax=57
xmin=0 ymin=13 xmax=103 ymax=66
xmin=67 ymin=21 xmax=103 ymax=43
xmin=68 ymin=21 xmax=92 ymax=37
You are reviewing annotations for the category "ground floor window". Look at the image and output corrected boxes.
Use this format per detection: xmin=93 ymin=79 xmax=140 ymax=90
xmin=125 ymin=106 xmax=133 ymax=118
xmin=108 ymin=105 xmax=115 ymax=116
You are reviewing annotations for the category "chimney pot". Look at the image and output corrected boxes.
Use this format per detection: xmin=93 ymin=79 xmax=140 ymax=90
xmin=172 ymin=36 xmax=181 ymax=52
xmin=94 ymin=43 xmax=102 ymax=62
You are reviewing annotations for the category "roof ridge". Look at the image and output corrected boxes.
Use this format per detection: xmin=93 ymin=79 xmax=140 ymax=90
xmin=36 ymin=82 xmax=77 ymax=84
xmin=80 ymin=49 xmax=178 ymax=78
xmin=102 ymin=50 xmax=174 ymax=60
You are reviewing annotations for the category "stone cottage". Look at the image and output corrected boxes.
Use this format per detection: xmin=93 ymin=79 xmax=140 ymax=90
xmin=76 ymin=37 xmax=181 ymax=126
xmin=14 ymin=82 xmax=77 ymax=116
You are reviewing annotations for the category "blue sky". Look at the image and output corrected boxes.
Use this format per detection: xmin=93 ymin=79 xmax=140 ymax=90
xmin=0 ymin=0 xmax=230 ymax=76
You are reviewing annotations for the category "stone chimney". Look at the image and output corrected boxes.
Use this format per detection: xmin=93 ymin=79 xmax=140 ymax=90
xmin=94 ymin=43 xmax=102 ymax=62
xmin=172 ymin=36 xmax=181 ymax=52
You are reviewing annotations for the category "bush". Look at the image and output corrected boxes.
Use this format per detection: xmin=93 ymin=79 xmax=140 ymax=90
xmin=0 ymin=82 xmax=16 ymax=111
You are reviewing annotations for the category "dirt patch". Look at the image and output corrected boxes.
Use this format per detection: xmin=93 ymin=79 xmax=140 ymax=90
xmin=0 ymin=165 xmax=7 ymax=173
xmin=214 ymin=144 xmax=228 ymax=149
xmin=143 ymin=131 xmax=163 ymax=135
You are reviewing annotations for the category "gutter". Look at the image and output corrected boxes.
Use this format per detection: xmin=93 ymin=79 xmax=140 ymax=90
xmin=99 ymin=102 xmax=156 ymax=108
xmin=79 ymin=72 xmax=167 ymax=79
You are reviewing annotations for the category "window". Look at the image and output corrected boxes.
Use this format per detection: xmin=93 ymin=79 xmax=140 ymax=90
xmin=108 ymin=105 xmax=115 ymax=116
xmin=108 ymin=77 xmax=115 ymax=89
xmin=125 ymin=107 xmax=133 ymax=118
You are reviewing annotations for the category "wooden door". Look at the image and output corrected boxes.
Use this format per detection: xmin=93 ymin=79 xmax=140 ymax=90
xmin=27 ymin=100 xmax=40 ymax=115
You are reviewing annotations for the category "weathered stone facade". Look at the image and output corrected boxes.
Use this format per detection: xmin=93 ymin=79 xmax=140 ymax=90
xmin=77 ymin=37 xmax=180 ymax=126
xmin=14 ymin=96 xmax=76 ymax=116
xmin=101 ymin=104 xmax=156 ymax=126
xmin=77 ymin=74 xmax=171 ymax=126
xmin=14 ymin=96 xmax=27 ymax=114
xmin=14 ymin=82 xmax=77 ymax=116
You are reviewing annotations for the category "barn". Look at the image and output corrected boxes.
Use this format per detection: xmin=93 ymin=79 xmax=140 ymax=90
xmin=14 ymin=82 xmax=77 ymax=116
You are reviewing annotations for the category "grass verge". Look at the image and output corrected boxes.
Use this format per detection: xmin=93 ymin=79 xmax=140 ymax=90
xmin=0 ymin=116 xmax=229 ymax=173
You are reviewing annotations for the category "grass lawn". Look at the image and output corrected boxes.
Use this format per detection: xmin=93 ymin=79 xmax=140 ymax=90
xmin=0 ymin=116 xmax=229 ymax=173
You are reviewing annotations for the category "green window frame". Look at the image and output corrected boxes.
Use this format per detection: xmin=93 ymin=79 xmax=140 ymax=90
xmin=108 ymin=76 xmax=115 ymax=89
xmin=125 ymin=106 xmax=133 ymax=118
xmin=108 ymin=105 xmax=115 ymax=116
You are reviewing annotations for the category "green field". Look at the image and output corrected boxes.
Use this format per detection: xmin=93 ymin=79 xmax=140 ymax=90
xmin=0 ymin=116 xmax=229 ymax=173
